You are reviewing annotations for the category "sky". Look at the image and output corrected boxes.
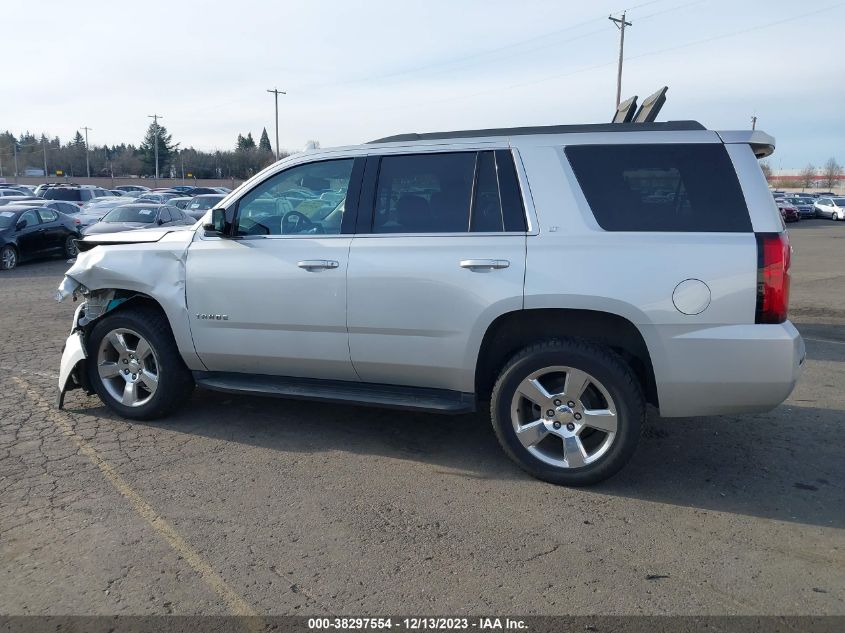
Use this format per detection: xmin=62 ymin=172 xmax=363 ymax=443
xmin=3 ymin=0 xmax=844 ymax=168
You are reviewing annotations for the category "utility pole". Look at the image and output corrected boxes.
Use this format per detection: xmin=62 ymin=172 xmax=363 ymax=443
xmin=751 ymin=115 xmax=757 ymax=130
xmin=13 ymin=141 xmax=19 ymax=183
xmin=608 ymin=12 xmax=632 ymax=108
xmin=266 ymin=87 xmax=286 ymax=161
xmin=148 ymin=114 xmax=162 ymax=186
xmin=80 ymin=126 xmax=93 ymax=178
xmin=42 ymin=137 xmax=48 ymax=178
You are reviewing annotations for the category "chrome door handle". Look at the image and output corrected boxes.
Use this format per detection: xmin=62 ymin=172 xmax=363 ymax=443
xmin=297 ymin=259 xmax=339 ymax=271
xmin=459 ymin=259 xmax=510 ymax=270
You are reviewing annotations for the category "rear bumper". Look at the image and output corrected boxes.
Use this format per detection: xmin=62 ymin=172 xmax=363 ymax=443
xmin=652 ymin=321 xmax=805 ymax=417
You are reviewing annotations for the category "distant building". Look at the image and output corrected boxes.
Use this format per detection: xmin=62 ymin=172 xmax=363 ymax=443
xmin=24 ymin=168 xmax=45 ymax=177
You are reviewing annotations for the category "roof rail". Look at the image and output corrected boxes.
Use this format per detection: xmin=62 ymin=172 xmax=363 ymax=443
xmin=368 ymin=120 xmax=705 ymax=144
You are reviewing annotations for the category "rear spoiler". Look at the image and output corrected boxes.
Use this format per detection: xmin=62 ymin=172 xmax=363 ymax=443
xmin=717 ymin=130 xmax=776 ymax=158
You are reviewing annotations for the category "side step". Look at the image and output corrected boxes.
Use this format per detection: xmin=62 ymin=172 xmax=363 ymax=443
xmin=193 ymin=371 xmax=476 ymax=414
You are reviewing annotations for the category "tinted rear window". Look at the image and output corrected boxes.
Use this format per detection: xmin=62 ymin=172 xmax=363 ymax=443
xmin=44 ymin=189 xmax=82 ymax=201
xmin=565 ymin=143 xmax=751 ymax=232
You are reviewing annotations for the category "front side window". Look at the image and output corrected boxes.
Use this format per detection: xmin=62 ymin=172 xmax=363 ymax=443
xmin=371 ymin=150 xmax=527 ymax=234
xmin=18 ymin=210 xmax=40 ymax=228
xmin=565 ymin=143 xmax=752 ymax=232
xmin=235 ymin=159 xmax=354 ymax=236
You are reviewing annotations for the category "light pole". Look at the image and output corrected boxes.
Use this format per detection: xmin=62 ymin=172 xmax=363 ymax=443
xmin=81 ymin=126 xmax=93 ymax=178
xmin=266 ymin=87 xmax=286 ymax=160
xmin=148 ymin=114 xmax=162 ymax=186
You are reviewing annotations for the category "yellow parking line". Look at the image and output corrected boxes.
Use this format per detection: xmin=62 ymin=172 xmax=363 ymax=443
xmin=14 ymin=377 xmax=258 ymax=618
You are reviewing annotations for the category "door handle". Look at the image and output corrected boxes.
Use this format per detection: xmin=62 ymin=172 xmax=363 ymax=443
xmin=459 ymin=259 xmax=510 ymax=270
xmin=297 ymin=260 xmax=340 ymax=271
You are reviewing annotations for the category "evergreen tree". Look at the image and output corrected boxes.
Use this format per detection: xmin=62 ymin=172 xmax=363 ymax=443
xmin=72 ymin=131 xmax=85 ymax=148
xmin=259 ymin=128 xmax=272 ymax=153
xmin=243 ymin=132 xmax=256 ymax=150
xmin=236 ymin=133 xmax=246 ymax=151
xmin=139 ymin=122 xmax=178 ymax=176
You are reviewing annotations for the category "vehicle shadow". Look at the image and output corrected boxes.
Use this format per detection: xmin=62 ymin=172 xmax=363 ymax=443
xmin=794 ymin=322 xmax=845 ymax=362
xmin=71 ymin=388 xmax=845 ymax=529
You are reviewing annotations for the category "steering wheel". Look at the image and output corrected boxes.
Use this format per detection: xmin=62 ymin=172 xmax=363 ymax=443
xmin=281 ymin=210 xmax=321 ymax=234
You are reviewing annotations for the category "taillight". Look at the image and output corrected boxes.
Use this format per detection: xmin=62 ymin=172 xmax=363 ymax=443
xmin=755 ymin=232 xmax=791 ymax=324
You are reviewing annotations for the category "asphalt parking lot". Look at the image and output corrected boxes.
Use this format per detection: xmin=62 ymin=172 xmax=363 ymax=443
xmin=1 ymin=220 xmax=843 ymax=616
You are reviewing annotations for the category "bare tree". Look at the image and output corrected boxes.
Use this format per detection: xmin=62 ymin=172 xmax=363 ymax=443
xmin=759 ymin=160 xmax=773 ymax=181
xmin=799 ymin=163 xmax=816 ymax=191
xmin=821 ymin=157 xmax=842 ymax=190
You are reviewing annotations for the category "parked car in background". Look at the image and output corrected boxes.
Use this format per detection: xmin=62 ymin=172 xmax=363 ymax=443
xmin=109 ymin=190 xmax=132 ymax=197
xmin=76 ymin=198 xmax=133 ymax=229
xmin=81 ymin=203 xmax=195 ymax=235
xmin=0 ymin=205 xmax=81 ymax=270
xmin=783 ymin=196 xmax=815 ymax=219
xmin=0 ymin=185 xmax=33 ymax=196
xmin=114 ymin=185 xmax=150 ymax=193
xmin=776 ymin=200 xmax=800 ymax=223
xmin=814 ymin=197 xmax=845 ymax=220
xmin=136 ymin=192 xmax=180 ymax=204
xmin=184 ymin=187 xmax=221 ymax=196
xmin=0 ymin=196 xmax=37 ymax=206
xmin=14 ymin=199 xmax=85 ymax=225
xmin=170 ymin=186 xmax=195 ymax=193
xmin=34 ymin=183 xmax=81 ymax=197
xmin=184 ymin=193 xmax=224 ymax=219
xmin=43 ymin=186 xmax=112 ymax=207
xmin=0 ymin=188 xmax=28 ymax=199
xmin=169 ymin=197 xmax=193 ymax=210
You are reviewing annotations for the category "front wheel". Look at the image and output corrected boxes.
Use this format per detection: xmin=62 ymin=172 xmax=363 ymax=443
xmin=490 ymin=339 xmax=644 ymax=486
xmin=86 ymin=305 xmax=194 ymax=420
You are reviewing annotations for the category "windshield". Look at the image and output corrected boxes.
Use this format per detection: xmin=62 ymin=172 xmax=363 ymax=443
xmin=102 ymin=206 xmax=159 ymax=223
xmin=0 ymin=210 xmax=16 ymax=229
xmin=187 ymin=196 xmax=223 ymax=211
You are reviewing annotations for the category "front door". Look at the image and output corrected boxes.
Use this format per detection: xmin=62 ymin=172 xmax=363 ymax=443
xmin=186 ymin=156 xmax=363 ymax=380
xmin=15 ymin=209 xmax=44 ymax=258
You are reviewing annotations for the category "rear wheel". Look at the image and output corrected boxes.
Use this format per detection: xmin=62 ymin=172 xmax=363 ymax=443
xmin=0 ymin=245 xmax=17 ymax=270
xmin=490 ymin=339 xmax=644 ymax=486
xmin=86 ymin=305 xmax=194 ymax=420
xmin=64 ymin=235 xmax=79 ymax=258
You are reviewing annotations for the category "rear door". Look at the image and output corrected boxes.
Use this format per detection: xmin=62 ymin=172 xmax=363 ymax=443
xmin=36 ymin=208 xmax=65 ymax=251
xmin=347 ymin=149 xmax=528 ymax=393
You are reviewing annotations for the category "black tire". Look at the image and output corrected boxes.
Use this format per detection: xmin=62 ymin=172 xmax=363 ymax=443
xmin=0 ymin=245 xmax=17 ymax=270
xmin=64 ymin=235 xmax=79 ymax=258
xmin=490 ymin=338 xmax=644 ymax=486
xmin=86 ymin=305 xmax=194 ymax=420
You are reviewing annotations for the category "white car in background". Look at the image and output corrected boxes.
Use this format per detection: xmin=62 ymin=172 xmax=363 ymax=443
xmin=813 ymin=197 xmax=845 ymax=220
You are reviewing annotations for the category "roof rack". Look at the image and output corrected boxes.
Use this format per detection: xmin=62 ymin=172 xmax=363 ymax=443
xmin=368 ymin=120 xmax=705 ymax=144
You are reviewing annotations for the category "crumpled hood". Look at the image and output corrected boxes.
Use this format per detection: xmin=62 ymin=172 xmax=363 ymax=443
xmin=77 ymin=225 xmax=195 ymax=251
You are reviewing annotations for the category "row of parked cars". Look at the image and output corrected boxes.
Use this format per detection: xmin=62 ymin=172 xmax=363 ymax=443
xmin=771 ymin=189 xmax=845 ymax=222
xmin=0 ymin=183 xmax=229 ymax=270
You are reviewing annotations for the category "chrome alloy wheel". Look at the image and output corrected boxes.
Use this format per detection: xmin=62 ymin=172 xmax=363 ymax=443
xmin=1 ymin=247 xmax=16 ymax=269
xmin=96 ymin=328 xmax=159 ymax=407
xmin=510 ymin=366 xmax=618 ymax=468
xmin=65 ymin=236 xmax=79 ymax=256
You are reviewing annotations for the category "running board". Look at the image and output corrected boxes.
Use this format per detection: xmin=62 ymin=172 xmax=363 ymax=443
xmin=193 ymin=372 xmax=476 ymax=414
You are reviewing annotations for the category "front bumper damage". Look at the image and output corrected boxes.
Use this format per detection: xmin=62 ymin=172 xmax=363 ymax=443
xmin=56 ymin=283 xmax=128 ymax=409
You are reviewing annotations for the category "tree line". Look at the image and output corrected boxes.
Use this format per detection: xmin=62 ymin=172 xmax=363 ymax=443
xmin=0 ymin=124 xmax=292 ymax=180
xmin=760 ymin=157 xmax=842 ymax=190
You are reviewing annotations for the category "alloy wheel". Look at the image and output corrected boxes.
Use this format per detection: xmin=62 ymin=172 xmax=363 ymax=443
xmin=510 ymin=365 xmax=618 ymax=468
xmin=65 ymin=236 xmax=79 ymax=256
xmin=1 ymin=247 xmax=16 ymax=270
xmin=96 ymin=328 xmax=159 ymax=407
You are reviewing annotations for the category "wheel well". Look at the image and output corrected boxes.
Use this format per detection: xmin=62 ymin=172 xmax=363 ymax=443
xmin=475 ymin=309 xmax=658 ymax=407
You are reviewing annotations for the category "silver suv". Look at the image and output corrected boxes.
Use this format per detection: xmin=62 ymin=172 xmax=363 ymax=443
xmin=56 ymin=120 xmax=805 ymax=485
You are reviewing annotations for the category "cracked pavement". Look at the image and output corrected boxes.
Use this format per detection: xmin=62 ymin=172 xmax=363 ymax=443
xmin=1 ymin=220 xmax=843 ymax=616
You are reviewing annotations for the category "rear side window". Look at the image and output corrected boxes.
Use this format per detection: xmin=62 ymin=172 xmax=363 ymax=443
xmin=372 ymin=150 xmax=527 ymax=234
xmin=565 ymin=143 xmax=751 ymax=232
xmin=37 ymin=209 xmax=59 ymax=223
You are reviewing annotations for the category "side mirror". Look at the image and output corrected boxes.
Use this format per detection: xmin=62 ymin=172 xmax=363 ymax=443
xmin=203 ymin=207 xmax=228 ymax=236
xmin=16 ymin=220 xmax=26 ymax=231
